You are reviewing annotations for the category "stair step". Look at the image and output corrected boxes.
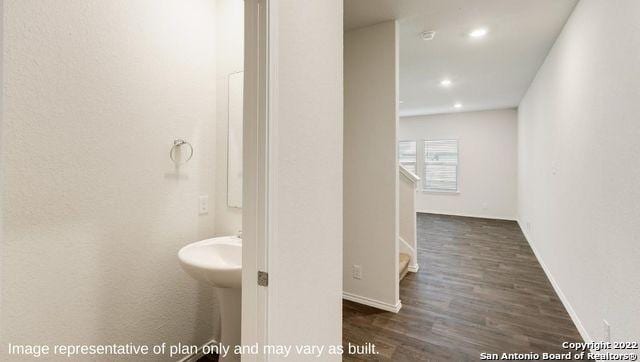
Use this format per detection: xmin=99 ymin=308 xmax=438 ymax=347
xmin=399 ymin=253 xmax=411 ymax=281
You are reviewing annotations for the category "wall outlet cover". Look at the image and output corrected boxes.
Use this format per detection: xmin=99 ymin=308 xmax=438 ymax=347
xmin=199 ymin=195 xmax=209 ymax=215
xmin=352 ymin=265 xmax=362 ymax=280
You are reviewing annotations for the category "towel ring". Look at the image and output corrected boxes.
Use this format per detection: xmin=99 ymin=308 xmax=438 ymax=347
xmin=170 ymin=139 xmax=194 ymax=165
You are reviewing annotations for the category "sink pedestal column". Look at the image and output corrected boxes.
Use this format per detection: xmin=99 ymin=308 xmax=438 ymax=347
xmin=216 ymin=288 xmax=241 ymax=362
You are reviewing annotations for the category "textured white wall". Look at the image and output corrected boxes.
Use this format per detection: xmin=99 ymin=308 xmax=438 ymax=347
xmin=518 ymin=0 xmax=640 ymax=343
xmin=344 ymin=21 xmax=399 ymax=309
xmin=1 ymin=0 xmax=219 ymax=359
xmin=214 ymin=0 xmax=243 ymax=236
xmin=400 ymin=109 xmax=518 ymax=220
xmin=267 ymin=0 xmax=343 ymax=359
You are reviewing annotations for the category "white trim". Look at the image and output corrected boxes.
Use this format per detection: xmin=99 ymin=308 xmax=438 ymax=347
xmin=398 ymin=236 xmax=414 ymax=253
xmin=265 ymin=0 xmax=278 ymax=353
xmin=343 ymin=292 xmax=402 ymax=313
xmin=393 ymin=19 xmax=401 ymax=314
xmin=517 ymin=219 xmax=592 ymax=344
xmin=417 ymin=210 xmax=516 ymax=221
xmin=398 ymin=236 xmax=418 ymax=273
xmin=399 ymin=164 xmax=420 ymax=184
xmin=421 ymin=189 xmax=460 ymax=195
xmin=176 ymin=339 xmax=218 ymax=362
xmin=242 ymin=1 xmax=270 ymax=360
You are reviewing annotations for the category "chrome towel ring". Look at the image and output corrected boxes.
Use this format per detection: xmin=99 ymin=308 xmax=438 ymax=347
xmin=170 ymin=139 xmax=194 ymax=165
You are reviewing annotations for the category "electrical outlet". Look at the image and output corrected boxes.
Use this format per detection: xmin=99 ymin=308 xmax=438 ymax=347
xmin=198 ymin=195 xmax=209 ymax=215
xmin=603 ymin=319 xmax=611 ymax=342
xmin=527 ymin=222 xmax=532 ymax=233
xmin=482 ymin=202 xmax=488 ymax=211
xmin=551 ymin=160 xmax=559 ymax=175
xmin=352 ymin=265 xmax=362 ymax=280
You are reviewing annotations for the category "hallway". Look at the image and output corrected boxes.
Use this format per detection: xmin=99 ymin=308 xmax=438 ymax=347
xmin=343 ymin=213 xmax=584 ymax=361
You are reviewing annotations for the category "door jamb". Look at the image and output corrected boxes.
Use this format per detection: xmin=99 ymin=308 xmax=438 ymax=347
xmin=242 ymin=0 xmax=274 ymax=360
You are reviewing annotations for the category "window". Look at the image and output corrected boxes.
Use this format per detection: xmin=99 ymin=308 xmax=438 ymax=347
xmin=398 ymin=141 xmax=417 ymax=174
xmin=424 ymin=139 xmax=458 ymax=192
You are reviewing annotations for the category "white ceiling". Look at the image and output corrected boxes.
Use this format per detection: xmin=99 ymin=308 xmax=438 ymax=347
xmin=345 ymin=0 xmax=578 ymax=117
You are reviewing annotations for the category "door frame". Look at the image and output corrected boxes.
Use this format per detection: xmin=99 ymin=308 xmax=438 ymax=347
xmin=242 ymin=0 xmax=274 ymax=360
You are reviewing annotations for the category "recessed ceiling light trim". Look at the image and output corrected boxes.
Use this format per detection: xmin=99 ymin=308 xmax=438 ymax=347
xmin=440 ymin=79 xmax=452 ymax=87
xmin=469 ymin=28 xmax=488 ymax=38
xmin=454 ymin=103 xmax=463 ymax=109
xmin=421 ymin=30 xmax=436 ymax=41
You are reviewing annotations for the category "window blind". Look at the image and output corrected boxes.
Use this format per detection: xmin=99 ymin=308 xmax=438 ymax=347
xmin=398 ymin=141 xmax=417 ymax=174
xmin=424 ymin=139 xmax=458 ymax=192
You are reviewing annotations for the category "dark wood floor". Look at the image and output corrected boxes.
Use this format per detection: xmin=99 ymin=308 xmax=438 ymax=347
xmin=343 ymin=213 xmax=584 ymax=361
xmin=197 ymin=353 xmax=218 ymax=362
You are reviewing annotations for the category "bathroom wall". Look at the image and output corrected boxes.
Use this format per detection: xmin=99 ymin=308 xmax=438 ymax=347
xmin=344 ymin=21 xmax=400 ymax=312
xmin=399 ymin=109 xmax=518 ymax=220
xmin=214 ymin=0 xmax=243 ymax=236
xmin=518 ymin=0 xmax=640 ymax=343
xmin=1 ymin=0 xmax=219 ymax=359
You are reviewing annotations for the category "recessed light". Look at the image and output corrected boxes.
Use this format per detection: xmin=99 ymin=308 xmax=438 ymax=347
xmin=399 ymin=100 xmax=404 ymax=104
xmin=440 ymin=79 xmax=452 ymax=87
xmin=469 ymin=28 xmax=488 ymax=38
xmin=454 ymin=103 xmax=462 ymax=109
xmin=421 ymin=30 xmax=436 ymax=41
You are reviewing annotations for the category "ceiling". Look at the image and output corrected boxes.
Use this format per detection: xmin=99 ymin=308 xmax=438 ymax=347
xmin=345 ymin=0 xmax=578 ymax=117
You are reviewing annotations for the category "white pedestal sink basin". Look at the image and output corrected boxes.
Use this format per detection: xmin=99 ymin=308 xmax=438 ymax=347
xmin=179 ymin=236 xmax=241 ymax=361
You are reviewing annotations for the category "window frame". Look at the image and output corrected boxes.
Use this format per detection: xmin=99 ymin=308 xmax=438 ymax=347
xmin=397 ymin=139 xmax=460 ymax=194
xmin=421 ymin=138 xmax=460 ymax=194
xmin=422 ymin=139 xmax=459 ymax=194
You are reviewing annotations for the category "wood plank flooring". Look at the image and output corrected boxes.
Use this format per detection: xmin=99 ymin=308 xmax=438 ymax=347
xmin=343 ymin=213 xmax=585 ymax=361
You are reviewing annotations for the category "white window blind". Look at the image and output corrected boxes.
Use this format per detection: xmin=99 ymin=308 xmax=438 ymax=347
xmin=424 ymin=139 xmax=458 ymax=192
xmin=398 ymin=141 xmax=417 ymax=174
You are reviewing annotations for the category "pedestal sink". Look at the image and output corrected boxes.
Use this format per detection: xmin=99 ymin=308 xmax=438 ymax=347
xmin=178 ymin=236 xmax=241 ymax=361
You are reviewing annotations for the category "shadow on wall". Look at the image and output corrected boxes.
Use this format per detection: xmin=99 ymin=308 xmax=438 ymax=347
xmin=1 ymin=0 xmax=220 ymax=358
xmin=95 ymin=218 xmax=220 ymax=348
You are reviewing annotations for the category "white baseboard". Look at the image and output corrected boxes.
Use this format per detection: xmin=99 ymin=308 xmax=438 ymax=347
xmin=417 ymin=210 xmax=516 ymax=221
xmin=516 ymin=219 xmax=592 ymax=344
xmin=343 ymin=292 xmax=402 ymax=313
xmin=408 ymin=264 xmax=419 ymax=273
xmin=176 ymin=339 xmax=218 ymax=362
